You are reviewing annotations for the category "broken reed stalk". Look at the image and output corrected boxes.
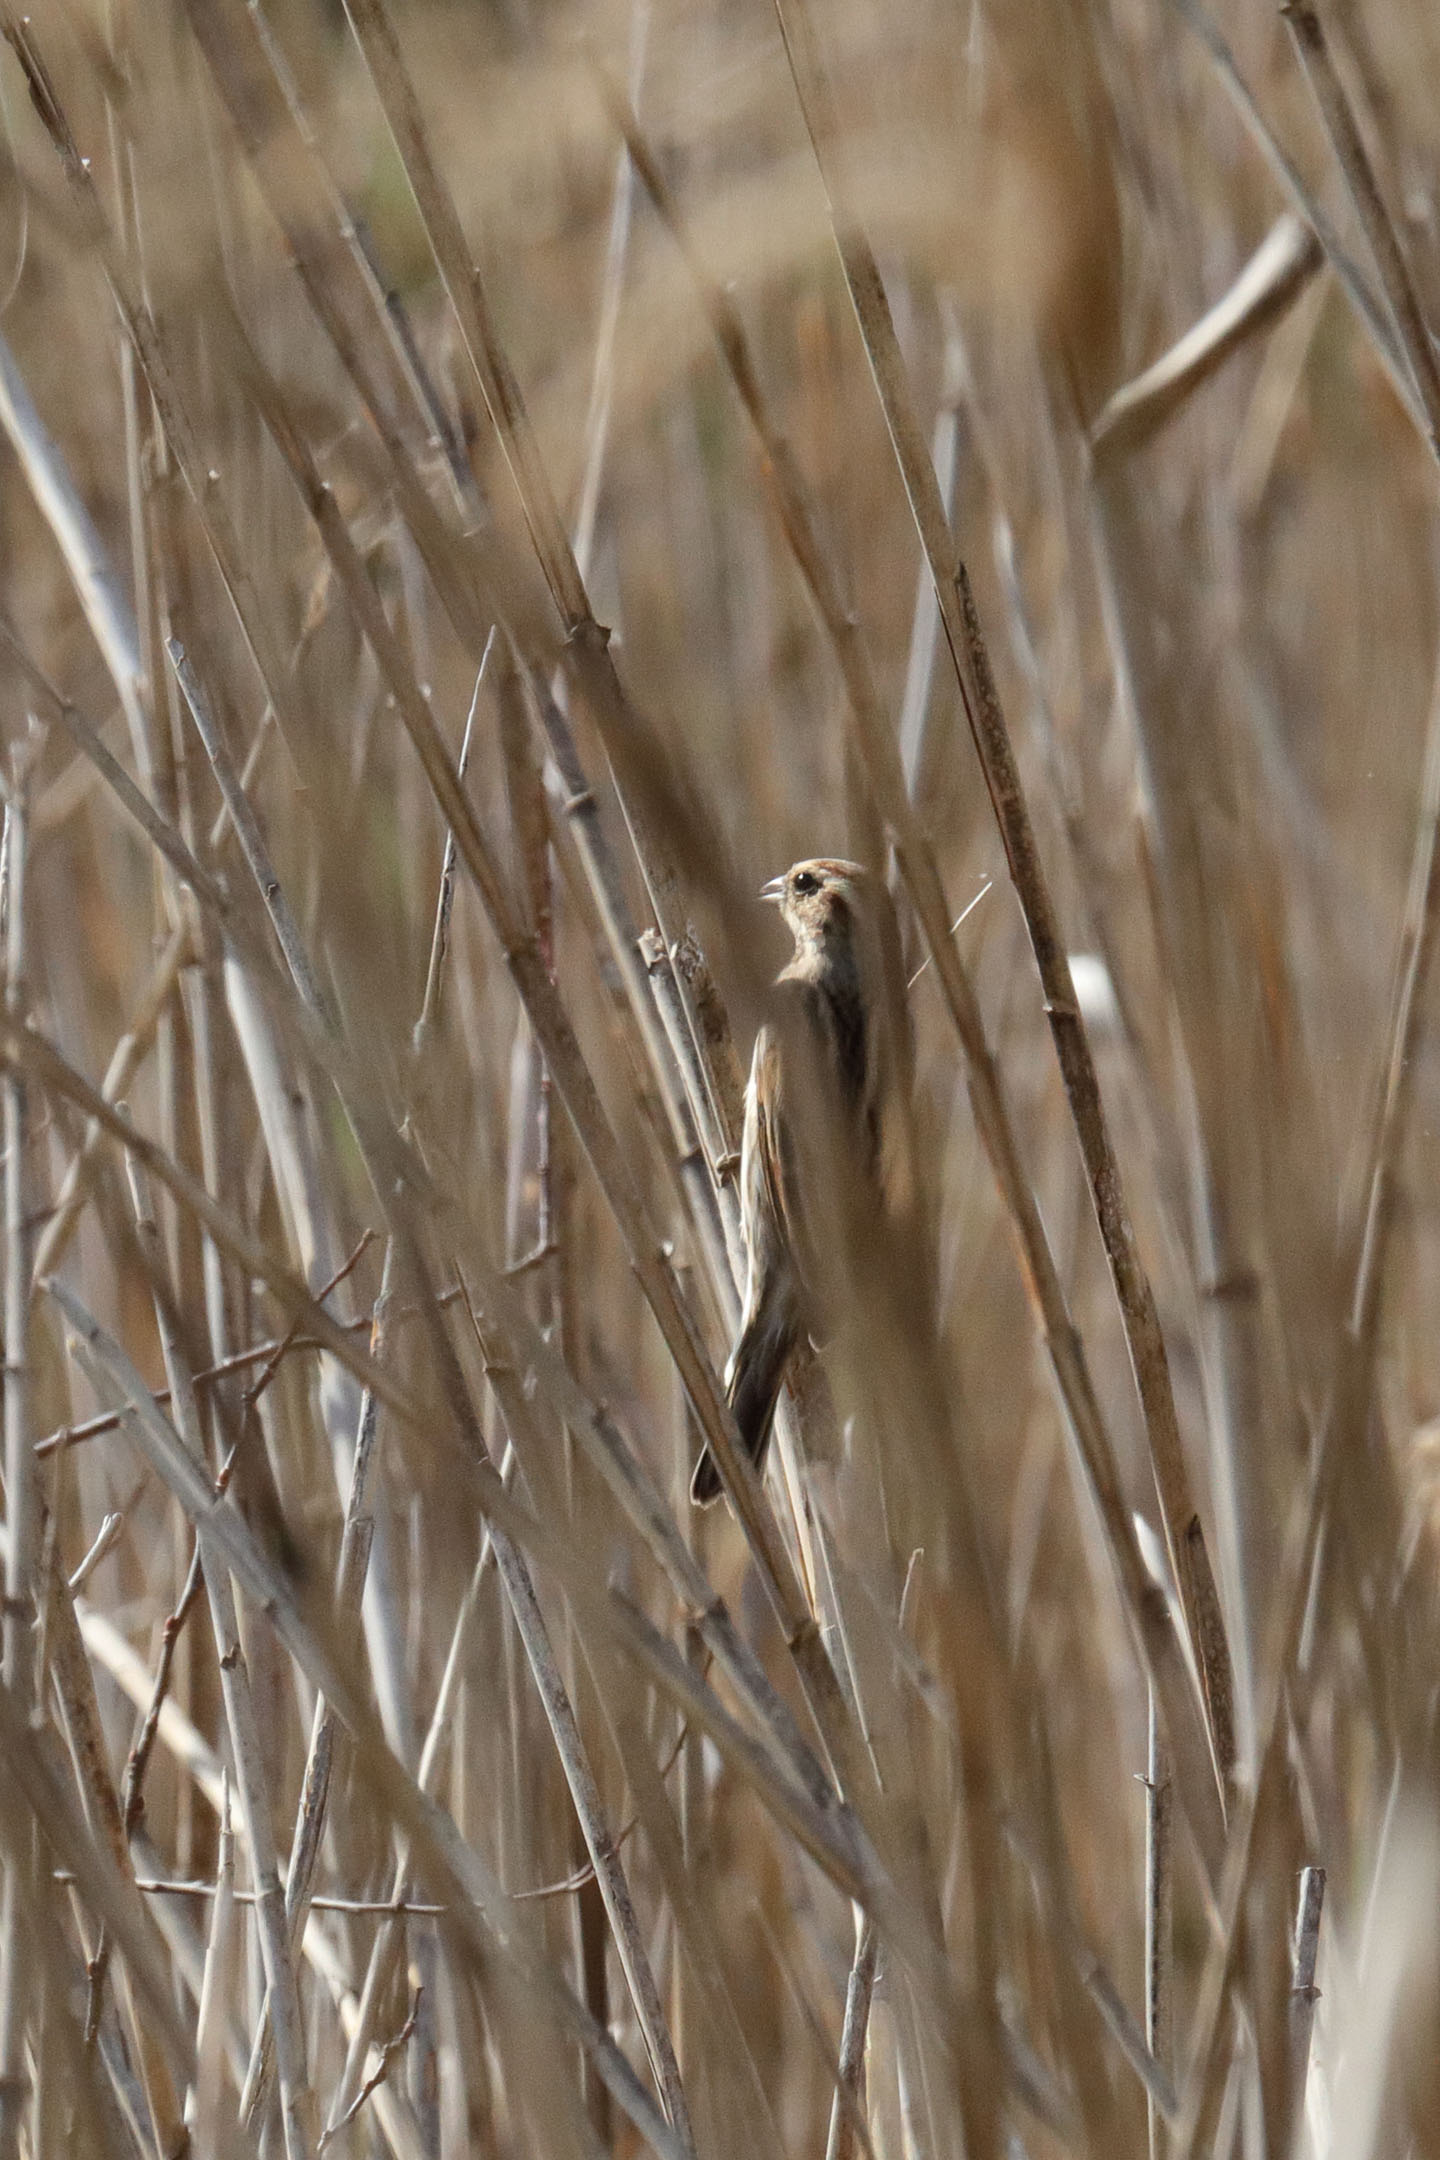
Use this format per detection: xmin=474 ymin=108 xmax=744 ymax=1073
xmin=1145 ymin=1693 xmax=1174 ymax=2160
xmin=766 ymin=0 xmax=1236 ymax=1791
xmin=605 ymin=79 xmax=1226 ymax=1870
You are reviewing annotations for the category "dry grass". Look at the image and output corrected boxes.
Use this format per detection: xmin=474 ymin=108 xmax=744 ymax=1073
xmin=1 ymin=0 xmax=1439 ymax=2155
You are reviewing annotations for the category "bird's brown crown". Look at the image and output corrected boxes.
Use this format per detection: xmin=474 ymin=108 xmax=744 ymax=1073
xmin=764 ymin=857 xmax=874 ymax=945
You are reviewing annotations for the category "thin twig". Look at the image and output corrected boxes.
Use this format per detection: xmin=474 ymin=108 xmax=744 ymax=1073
xmin=35 ymin=1287 xmax=470 ymax=1458
xmin=120 ymin=1546 xmax=204 ymax=1844
xmin=1090 ymin=214 xmax=1323 ymax=459
xmin=1145 ymin=1692 xmax=1173 ymax=2160
xmin=319 ymin=1989 xmax=420 ymax=2151
xmin=1281 ymin=1 xmax=1440 ymax=460
xmin=1162 ymin=0 xmax=1423 ymax=434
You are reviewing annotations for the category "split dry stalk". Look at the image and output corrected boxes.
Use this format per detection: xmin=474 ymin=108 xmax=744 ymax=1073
xmin=1288 ymin=1865 xmax=1325 ymax=2107
xmin=193 ymin=1777 xmax=234 ymax=2157
xmin=530 ymin=665 xmax=738 ymax=1310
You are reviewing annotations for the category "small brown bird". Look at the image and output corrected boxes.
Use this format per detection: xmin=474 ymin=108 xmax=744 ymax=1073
xmin=691 ymin=858 xmax=916 ymax=1505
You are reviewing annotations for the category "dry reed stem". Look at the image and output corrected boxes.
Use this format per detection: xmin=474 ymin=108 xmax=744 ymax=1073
xmin=125 ymin=1156 xmax=317 ymax=2160
xmin=42 ymin=1547 xmax=190 ymax=2159
xmin=1288 ymin=1864 xmax=1325 ymax=2111
xmin=1090 ymin=214 xmax=1323 ymax=460
xmin=1282 ymin=0 xmax=1440 ymax=459
xmin=0 ymin=329 xmax=147 ymax=767
xmin=825 ymin=1911 xmax=878 ymax=2160
xmin=1145 ymin=1692 xmax=1175 ymax=2160
xmin=460 ymin=1318 xmax=695 ymax=2150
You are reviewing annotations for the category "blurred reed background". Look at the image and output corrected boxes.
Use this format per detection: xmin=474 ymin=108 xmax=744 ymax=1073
xmin=0 ymin=0 xmax=1438 ymax=2154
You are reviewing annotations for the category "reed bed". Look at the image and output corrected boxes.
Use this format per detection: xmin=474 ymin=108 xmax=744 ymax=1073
xmin=0 ymin=0 xmax=1438 ymax=2154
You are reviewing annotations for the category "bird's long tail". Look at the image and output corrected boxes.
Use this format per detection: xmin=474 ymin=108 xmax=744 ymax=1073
xmin=690 ymin=1300 xmax=797 ymax=1505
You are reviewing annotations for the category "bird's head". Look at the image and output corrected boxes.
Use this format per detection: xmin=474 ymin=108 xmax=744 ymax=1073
xmin=760 ymin=858 xmax=873 ymax=949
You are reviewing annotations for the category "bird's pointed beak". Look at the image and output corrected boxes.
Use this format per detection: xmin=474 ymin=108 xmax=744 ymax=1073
xmin=759 ymin=875 xmax=787 ymax=905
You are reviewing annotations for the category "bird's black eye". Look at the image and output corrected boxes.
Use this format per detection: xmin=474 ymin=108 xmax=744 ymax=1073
xmin=792 ymin=870 xmax=819 ymax=896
